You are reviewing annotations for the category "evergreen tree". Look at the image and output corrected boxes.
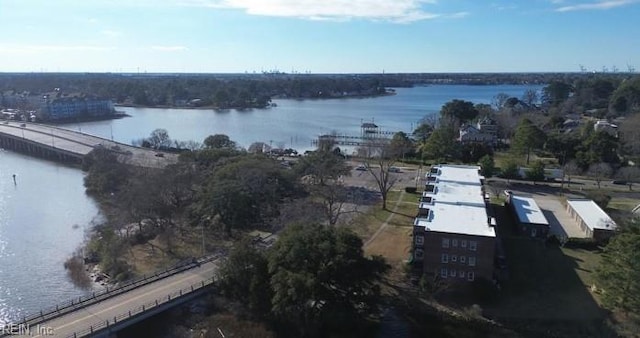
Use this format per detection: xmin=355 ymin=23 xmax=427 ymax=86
xmin=596 ymin=221 xmax=640 ymax=312
xmin=478 ymin=155 xmax=495 ymax=177
xmin=525 ymin=160 xmax=545 ymax=184
xmin=512 ymin=118 xmax=546 ymax=164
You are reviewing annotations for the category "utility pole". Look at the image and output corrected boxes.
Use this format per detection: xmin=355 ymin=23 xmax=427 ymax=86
xmin=201 ymin=226 xmax=205 ymax=256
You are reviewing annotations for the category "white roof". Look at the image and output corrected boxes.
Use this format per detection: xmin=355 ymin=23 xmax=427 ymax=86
xmin=427 ymin=164 xmax=483 ymax=184
xmin=416 ymin=165 xmax=495 ymax=238
xmin=509 ymin=195 xmax=549 ymax=225
xmin=567 ymin=199 xmax=617 ymax=231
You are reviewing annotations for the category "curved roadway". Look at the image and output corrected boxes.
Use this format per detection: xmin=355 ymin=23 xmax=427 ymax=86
xmin=0 ymin=121 xmax=178 ymax=168
xmin=11 ymin=260 xmax=219 ymax=338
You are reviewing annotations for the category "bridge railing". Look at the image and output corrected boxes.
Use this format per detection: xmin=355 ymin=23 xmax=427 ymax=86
xmin=66 ymin=276 xmax=216 ymax=338
xmin=13 ymin=255 xmax=219 ymax=329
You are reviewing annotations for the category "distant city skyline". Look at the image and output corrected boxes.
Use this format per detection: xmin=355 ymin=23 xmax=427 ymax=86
xmin=0 ymin=0 xmax=638 ymax=73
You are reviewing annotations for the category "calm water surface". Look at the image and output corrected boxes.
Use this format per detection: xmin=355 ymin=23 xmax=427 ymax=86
xmin=0 ymin=151 xmax=100 ymax=324
xmin=0 ymin=84 xmax=539 ymax=323
xmin=60 ymin=85 xmax=542 ymax=151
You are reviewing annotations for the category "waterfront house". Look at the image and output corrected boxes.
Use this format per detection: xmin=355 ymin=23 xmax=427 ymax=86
xmin=458 ymin=123 xmax=496 ymax=146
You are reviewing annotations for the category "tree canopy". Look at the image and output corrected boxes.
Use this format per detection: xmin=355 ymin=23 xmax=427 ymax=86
xmin=218 ymin=224 xmax=389 ymax=337
xmin=511 ymin=118 xmax=546 ymax=164
xmin=440 ymin=99 xmax=479 ymax=124
xmin=203 ymin=134 xmax=237 ymax=149
xmin=597 ymin=220 xmax=640 ymax=313
xmin=542 ymin=81 xmax=573 ymax=106
xmin=268 ymin=224 xmax=389 ymax=336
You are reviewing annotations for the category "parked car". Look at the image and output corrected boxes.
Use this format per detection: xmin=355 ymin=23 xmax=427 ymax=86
xmin=611 ymin=180 xmax=627 ymax=185
xmin=389 ymin=166 xmax=401 ymax=173
xmin=355 ymin=165 xmax=367 ymax=171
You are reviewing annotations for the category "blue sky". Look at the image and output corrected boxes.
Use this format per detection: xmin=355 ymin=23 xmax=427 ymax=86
xmin=0 ymin=0 xmax=638 ymax=73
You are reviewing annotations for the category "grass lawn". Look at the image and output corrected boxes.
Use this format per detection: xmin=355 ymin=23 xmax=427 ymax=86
xmin=348 ymin=189 xmax=419 ymax=276
xmin=608 ymin=197 xmax=639 ymax=212
xmin=486 ymin=203 xmax=606 ymax=323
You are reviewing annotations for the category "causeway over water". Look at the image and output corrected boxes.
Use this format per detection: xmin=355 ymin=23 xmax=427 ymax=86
xmin=0 ymin=121 xmax=177 ymax=168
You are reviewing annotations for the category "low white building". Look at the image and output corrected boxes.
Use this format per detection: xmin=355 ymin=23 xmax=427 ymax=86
xmin=594 ymin=120 xmax=618 ymax=137
xmin=566 ymin=199 xmax=617 ymax=241
xmin=505 ymin=192 xmax=549 ymax=238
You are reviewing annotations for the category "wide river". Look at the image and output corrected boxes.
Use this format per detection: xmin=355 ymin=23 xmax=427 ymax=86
xmin=0 ymin=84 xmax=541 ymax=323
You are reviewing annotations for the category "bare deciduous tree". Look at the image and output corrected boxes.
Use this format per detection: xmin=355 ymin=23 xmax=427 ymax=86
xmin=588 ymin=162 xmax=613 ymax=189
xmin=615 ymin=166 xmax=640 ymax=191
xmin=563 ymin=160 xmax=582 ymax=188
xmin=358 ymin=138 xmax=400 ymax=210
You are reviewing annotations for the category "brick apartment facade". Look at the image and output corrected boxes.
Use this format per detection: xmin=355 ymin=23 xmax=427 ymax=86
xmin=413 ymin=164 xmax=496 ymax=282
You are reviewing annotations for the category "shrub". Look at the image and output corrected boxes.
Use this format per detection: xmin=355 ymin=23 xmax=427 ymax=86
xmin=563 ymin=237 xmax=600 ymax=250
xmin=405 ymin=186 xmax=417 ymax=193
xmin=585 ymin=190 xmax=612 ymax=209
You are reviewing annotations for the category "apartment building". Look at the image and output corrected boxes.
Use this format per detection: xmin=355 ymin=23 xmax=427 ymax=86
xmin=413 ymin=164 xmax=496 ymax=282
xmin=39 ymin=91 xmax=114 ymax=120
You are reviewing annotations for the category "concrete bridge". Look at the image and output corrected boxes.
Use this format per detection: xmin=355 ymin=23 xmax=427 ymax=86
xmin=0 ymin=121 xmax=178 ymax=168
xmin=2 ymin=256 xmax=220 ymax=338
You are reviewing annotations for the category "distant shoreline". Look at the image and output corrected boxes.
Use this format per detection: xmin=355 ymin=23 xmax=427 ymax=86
xmin=113 ymin=90 xmax=397 ymax=111
xmin=45 ymin=111 xmax=130 ymax=124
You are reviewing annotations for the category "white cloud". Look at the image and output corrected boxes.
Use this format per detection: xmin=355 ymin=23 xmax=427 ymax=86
xmin=555 ymin=0 xmax=637 ymax=12
xmin=150 ymin=45 xmax=189 ymax=51
xmin=101 ymin=29 xmax=122 ymax=38
xmin=446 ymin=11 xmax=470 ymax=18
xmin=177 ymin=0 xmax=449 ymax=22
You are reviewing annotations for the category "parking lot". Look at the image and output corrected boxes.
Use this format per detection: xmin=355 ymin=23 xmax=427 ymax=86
xmin=341 ymin=161 xmax=422 ymax=192
xmin=493 ymin=182 xmax=587 ymax=239
xmin=533 ymin=193 xmax=586 ymax=238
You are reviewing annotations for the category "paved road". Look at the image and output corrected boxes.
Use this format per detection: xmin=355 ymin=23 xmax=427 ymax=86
xmin=487 ymin=180 xmax=587 ymax=238
xmin=12 ymin=260 xmax=219 ymax=338
xmin=533 ymin=194 xmax=585 ymax=238
xmin=0 ymin=121 xmax=178 ymax=168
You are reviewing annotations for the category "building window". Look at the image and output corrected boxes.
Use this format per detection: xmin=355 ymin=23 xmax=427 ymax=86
xmin=441 ymin=253 xmax=449 ymax=263
xmin=468 ymin=271 xmax=475 ymax=281
xmin=451 ymin=255 xmax=457 ymax=263
xmin=460 ymin=256 xmax=466 ymax=264
xmin=469 ymin=240 xmax=477 ymax=251
xmin=459 ymin=271 xmax=466 ymax=279
xmin=450 ymin=269 xmax=456 ymax=277
xmin=414 ymin=249 xmax=423 ymax=259
xmin=452 ymin=239 xmax=458 ymax=247
xmin=442 ymin=238 xmax=450 ymax=248
xmin=461 ymin=240 xmax=467 ymax=248
xmin=440 ymin=268 xmax=447 ymax=278
xmin=415 ymin=235 xmax=424 ymax=245
xmin=469 ymin=257 xmax=476 ymax=266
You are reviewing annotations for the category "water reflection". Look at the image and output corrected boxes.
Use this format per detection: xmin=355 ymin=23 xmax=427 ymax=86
xmin=0 ymin=149 xmax=100 ymax=324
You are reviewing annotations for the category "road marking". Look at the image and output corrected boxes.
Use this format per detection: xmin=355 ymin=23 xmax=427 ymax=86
xmin=26 ymin=264 xmax=217 ymax=338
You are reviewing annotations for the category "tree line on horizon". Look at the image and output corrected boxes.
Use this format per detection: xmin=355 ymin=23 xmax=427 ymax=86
xmin=1 ymin=72 xmax=635 ymax=110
